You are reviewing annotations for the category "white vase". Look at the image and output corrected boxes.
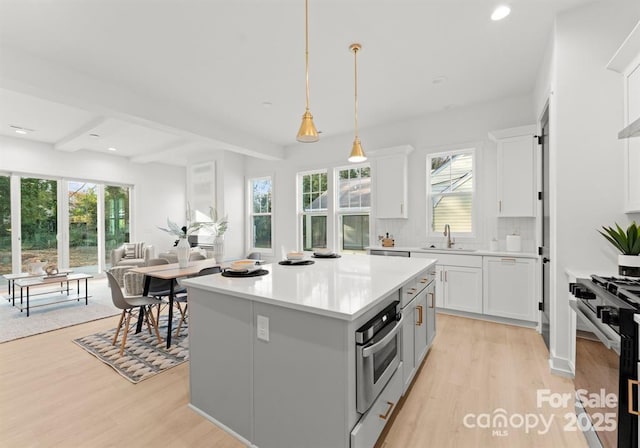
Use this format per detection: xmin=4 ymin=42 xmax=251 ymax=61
xmin=176 ymin=237 xmax=190 ymax=268
xmin=212 ymin=235 xmax=224 ymax=263
xmin=618 ymin=254 xmax=640 ymax=277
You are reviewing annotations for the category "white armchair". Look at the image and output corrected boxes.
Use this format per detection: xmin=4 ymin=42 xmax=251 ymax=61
xmin=111 ymin=243 xmax=154 ymax=267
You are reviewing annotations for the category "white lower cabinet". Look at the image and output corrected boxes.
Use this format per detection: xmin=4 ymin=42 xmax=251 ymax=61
xmin=439 ymin=265 xmax=483 ymax=313
xmin=351 ymin=362 xmax=403 ymax=448
xmin=483 ymin=256 xmax=536 ymax=322
xmin=426 ymin=281 xmax=436 ymax=348
xmin=402 ymin=288 xmax=429 ymax=393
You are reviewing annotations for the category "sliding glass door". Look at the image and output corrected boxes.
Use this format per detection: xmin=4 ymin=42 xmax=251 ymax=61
xmin=0 ymin=175 xmax=10 ymax=275
xmin=68 ymin=181 xmax=99 ymax=273
xmin=21 ymin=177 xmax=58 ymax=269
xmin=105 ymin=185 xmax=130 ymax=268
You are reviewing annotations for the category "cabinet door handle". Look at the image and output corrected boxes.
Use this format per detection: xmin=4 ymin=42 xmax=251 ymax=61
xmin=400 ymin=203 xmax=404 ymax=215
xmin=499 ymin=200 xmax=502 ymax=212
xmin=429 ymin=292 xmax=435 ymax=308
xmin=445 ymin=271 xmax=448 ymax=282
xmin=407 ymin=287 xmax=416 ymax=296
xmin=440 ymin=271 xmax=443 ymax=281
xmin=501 ymin=258 xmax=516 ymax=264
xmin=419 ymin=278 xmax=428 ymax=284
xmin=416 ymin=305 xmax=423 ymax=326
xmin=629 ymin=379 xmax=640 ymax=416
xmin=379 ymin=401 xmax=395 ymax=420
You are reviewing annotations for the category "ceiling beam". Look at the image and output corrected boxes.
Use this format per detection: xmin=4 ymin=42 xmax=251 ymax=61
xmin=54 ymin=117 xmax=107 ymax=152
xmin=0 ymin=47 xmax=285 ymax=161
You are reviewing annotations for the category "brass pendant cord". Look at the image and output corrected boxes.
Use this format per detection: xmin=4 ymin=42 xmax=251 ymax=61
xmin=304 ymin=0 xmax=310 ymax=112
xmin=353 ymin=45 xmax=359 ymax=138
xmin=296 ymin=0 xmax=319 ymax=143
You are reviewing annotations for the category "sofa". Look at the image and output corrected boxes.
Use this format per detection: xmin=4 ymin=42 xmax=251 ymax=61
xmin=110 ymin=242 xmax=154 ymax=267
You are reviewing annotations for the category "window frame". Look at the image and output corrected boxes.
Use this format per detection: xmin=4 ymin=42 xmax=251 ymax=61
xmin=247 ymin=175 xmax=274 ymax=255
xmin=298 ymin=169 xmax=329 ymax=251
xmin=426 ymin=147 xmax=478 ymax=243
xmin=334 ymin=163 xmax=371 ymax=253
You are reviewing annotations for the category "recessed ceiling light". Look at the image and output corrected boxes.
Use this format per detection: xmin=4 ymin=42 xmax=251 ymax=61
xmin=262 ymin=101 xmax=273 ymax=108
xmin=491 ymin=5 xmax=511 ymax=21
xmin=432 ymin=76 xmax=447 ymax=85
xmin=89 ymin=133 xmax=100 ymax=138
xmin=9 ymin=125 xmax=34 ymax=134
xmin=108 ymin=147 xmax=117 ymax=152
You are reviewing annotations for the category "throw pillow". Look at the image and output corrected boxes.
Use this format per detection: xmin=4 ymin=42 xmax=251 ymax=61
xmin=123 ymin=242 xmax=145 ymax=259
xmin=123 ymin=243 xmax=136 ymax=259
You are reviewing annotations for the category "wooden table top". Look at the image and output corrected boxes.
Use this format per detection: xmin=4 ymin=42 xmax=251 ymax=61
xmin=130 ymin=259 xmax=219 ymax=279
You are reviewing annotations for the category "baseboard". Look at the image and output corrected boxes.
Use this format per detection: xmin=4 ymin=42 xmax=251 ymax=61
xmin=548 ymin=354 xmax=574 ymax=378
xmin=435 ymin=308 xmax=537 ymax=328
xmin=187 ymin=403 xmax=256 ymax=447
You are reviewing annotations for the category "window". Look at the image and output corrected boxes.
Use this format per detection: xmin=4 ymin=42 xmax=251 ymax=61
xmin=427 ymin=149 xmax=475 ymax=238
xmin=336 ymin=165 xmax=370 ymax=252
xmin=249 ymin=177 xmax=273 ymax=251
xmin=300 ymin=170 xmax=328 ymax=250
xmin=105 ymin=185 xmax=130 ymax=268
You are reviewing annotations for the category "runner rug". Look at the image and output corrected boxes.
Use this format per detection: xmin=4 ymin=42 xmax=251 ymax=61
xmin=73 ymin=316 xmax=188 ymax=383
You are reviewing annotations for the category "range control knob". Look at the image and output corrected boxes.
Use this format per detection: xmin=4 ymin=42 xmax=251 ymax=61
xmin=601 ymin=308 xmax=619 ymax=326
xmin=570 ymin=284 xmax=596 ymax=300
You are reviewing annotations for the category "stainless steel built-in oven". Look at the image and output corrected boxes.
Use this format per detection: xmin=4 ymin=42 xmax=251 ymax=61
xmin=355 ymin=300 xmax=403 ymax=414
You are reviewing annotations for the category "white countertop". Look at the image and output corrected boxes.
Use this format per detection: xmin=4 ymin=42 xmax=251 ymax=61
xmin=182 ymin=254 xmax=436 ymax=321
xmin=367 ymin=245 xmax=538 ymax=259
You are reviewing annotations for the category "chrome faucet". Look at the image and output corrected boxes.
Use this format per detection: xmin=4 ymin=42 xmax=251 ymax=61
xmin=443 ymin=224 xmax=454 ymax=248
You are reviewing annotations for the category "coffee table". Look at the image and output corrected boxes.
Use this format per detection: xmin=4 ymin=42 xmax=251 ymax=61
xmin=13 ymin=273 xmax=93 ymax=317
xmin=4 ymin=269 xmax=74 ymax=304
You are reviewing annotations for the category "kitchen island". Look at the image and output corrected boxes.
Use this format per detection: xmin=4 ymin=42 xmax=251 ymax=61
xmin=182 ymin=254 xmax=436 ymax=448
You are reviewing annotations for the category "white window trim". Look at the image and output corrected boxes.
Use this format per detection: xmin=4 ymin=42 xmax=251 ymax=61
xmin=298 ymin=169 xmax=329 ymax=251
xmin=247 ymin=175 xmax=274 ymax=255
xmin=334 ymin=163 xmax=371 ymax=253
xmin=426 ymin=147 xmax=479 ymax=243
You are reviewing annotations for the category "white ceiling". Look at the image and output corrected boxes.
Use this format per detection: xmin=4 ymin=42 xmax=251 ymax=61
xmin=0 ymin=0 xmax=597 ymax=166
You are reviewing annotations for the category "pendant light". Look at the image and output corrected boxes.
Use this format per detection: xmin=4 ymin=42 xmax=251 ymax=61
xmin=348 ymin=43 xmax=366 ymax=163
xmin=296 ymin=0 xmax=319 ymax=143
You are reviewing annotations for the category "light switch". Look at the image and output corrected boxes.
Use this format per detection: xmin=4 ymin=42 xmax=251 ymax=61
xmin=257 ymin=315 xmax=269 ymax=342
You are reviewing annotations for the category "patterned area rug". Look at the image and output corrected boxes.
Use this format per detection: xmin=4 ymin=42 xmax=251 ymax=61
xmin=73 ymin=316 xmax=188 ymax=383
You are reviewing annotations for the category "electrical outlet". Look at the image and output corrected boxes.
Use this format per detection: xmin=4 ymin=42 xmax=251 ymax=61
xmin=257 ymin=315 xmax=269 ymax=342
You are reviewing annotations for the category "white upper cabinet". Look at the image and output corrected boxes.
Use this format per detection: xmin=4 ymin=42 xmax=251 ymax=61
xmin=371 ymin=145 xmax=413 ymax=219
xmin=607 ymin=21 xmax=640 ymax=212
xmin=490 ymin=125 xmax=537 ymax=218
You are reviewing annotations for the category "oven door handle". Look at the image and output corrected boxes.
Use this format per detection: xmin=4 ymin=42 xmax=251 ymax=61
xmin=569 ymin=299 xmax=620 ymax=354
xmin=362 ymin=315 xmax=404 ymax=358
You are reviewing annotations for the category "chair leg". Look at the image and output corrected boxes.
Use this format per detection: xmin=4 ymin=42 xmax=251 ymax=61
xmin=112 ymin=310 xmax=125 ymax=346
xmin=175 ymin=303 xmax=188 ymax=337
xmin=146 ymin=305 xmax=163 ymax=345
xmin=120 ymin=310 xmax=132 ymax=356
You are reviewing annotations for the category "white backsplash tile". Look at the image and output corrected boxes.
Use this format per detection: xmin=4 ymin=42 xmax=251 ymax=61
xmin=375 ymin=216 xmax=537 ymax=253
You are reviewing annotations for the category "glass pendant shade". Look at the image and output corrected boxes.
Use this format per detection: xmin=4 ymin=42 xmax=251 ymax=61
xmin=348 ymin=137 xmax=366 ymax=163
xmin=297 ymin=110 xmax=319 ymax=142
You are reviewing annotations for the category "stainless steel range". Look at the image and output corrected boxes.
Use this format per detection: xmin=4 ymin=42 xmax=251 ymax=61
xmin=569 ymin=275 xmax=640 ymax=448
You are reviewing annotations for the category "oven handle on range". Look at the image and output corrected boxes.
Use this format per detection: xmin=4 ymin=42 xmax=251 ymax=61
xmin=362 ymin=315 xmax=405 ymax=358
xmin=568 ymin=299 xmax=621 ymax=354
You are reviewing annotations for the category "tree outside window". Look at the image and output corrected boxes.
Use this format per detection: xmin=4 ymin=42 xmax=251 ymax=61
xmin=300 ymin=170 xmax=328 ymax=250
xmin=250 ymin=177 xmax=273 ymax=250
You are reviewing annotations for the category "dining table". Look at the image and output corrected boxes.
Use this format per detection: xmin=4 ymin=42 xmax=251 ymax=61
xmin=130 ymin=258 xmax=219 ymax=348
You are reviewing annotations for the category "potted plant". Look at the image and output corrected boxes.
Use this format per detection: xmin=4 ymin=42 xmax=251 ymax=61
xmin=598 ymin=221 xmax=640 ymax=277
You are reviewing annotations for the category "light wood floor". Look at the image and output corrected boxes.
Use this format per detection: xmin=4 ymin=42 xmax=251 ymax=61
xmin=0 ymin=313 xmax=587 ymax=448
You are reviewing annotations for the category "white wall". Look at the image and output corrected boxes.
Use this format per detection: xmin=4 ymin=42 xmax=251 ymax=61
xmin=0 ymin=135 xmax=187 ymax=260
xmin=245 ymin=94 xmax=536 ymax=256
xmin=534 ymin=0 xmax=640 ymax=373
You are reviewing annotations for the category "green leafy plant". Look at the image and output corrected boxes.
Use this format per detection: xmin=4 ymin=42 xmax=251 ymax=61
xmin=598 ymin=221 xmax=640 ymax=255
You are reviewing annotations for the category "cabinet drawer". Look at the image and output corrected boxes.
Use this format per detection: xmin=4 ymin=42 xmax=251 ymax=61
xmin=401 ymin=269 xmax=434 ymax=307
xmin=351 ymin=362 xmax=403 ymax=448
